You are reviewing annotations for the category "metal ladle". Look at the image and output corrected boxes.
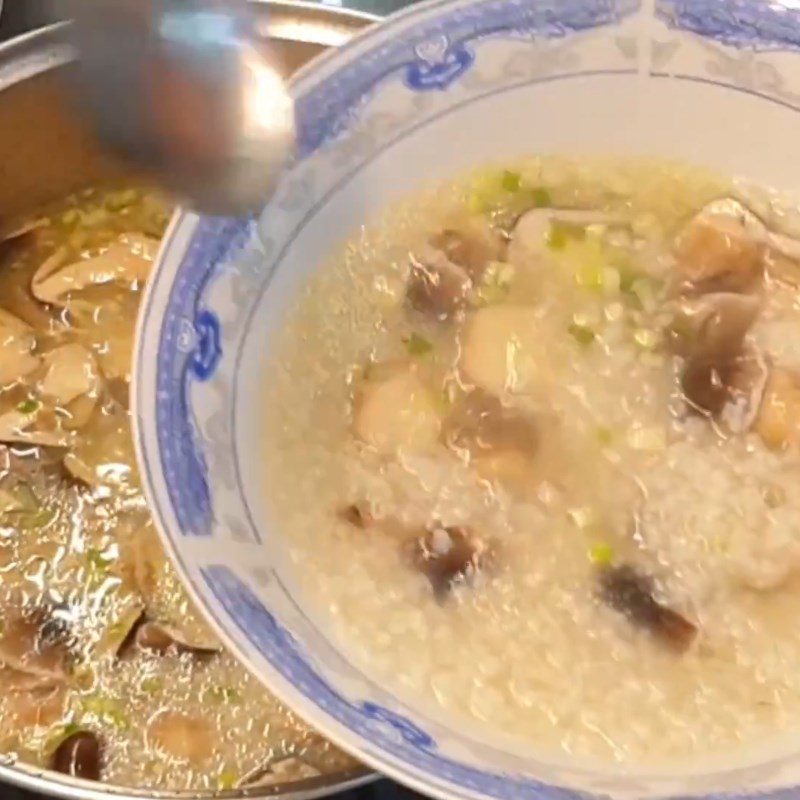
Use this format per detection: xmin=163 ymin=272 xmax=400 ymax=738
xmin=64 ymin=0 xmax=295 ymax=216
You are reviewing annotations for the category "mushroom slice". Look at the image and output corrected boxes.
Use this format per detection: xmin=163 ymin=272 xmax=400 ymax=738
xmin=668 ymin=293 xmax=760 ymax=362
xmin=680 ymin=347 xmax=768 ymax=429
xmin=673 ymin=198 xmax=766 ymax=293
xmin=40 ymin=344 xmax=101 ymax=432
xmin=670 ymin=293 xmax=768 ymax=429
xmin=135 ymin=620 xmax=221 ymax=656
xmin=131 ymin=526 xmax=168 ymax=604
xmin=32 ymin=233 xmax=159 ymax=306
xmin=5 ymin=683 xmax=66 ymax=727
xmin=720 ymin=349 xmax=769 ymax=432
xmin=95 ymin=598 xmax=145 ymax=659
xmin=755 ymin=368 xmax=800 ymax=450
xmin=240 ymin=757 xmax=321 ymax=788
xmin=509 ymin=208 xmax=628 ymax=266
xmin=471 ymin=448 xmax=543 ymax=494
xmin=0 ymin=342 xmax=103 ymax=447
xmin=0 ymin=408 xmax=72 ymax=448
xmin=114 ymin=518 xmax=166 ymax=606
xmin=0 ymin=309 xmax=40 ymax=387
xmin=407 ymin=219 xmax=507 ymax=320
xmin=2 ymin=666 xmax=64 ymax=693
xmin=354 ymin=364 xmax=441 ymax=452
xmin=147 ymin=711 xmax=214 ymax=765
xmin=443 ymin=389 xmax=539 ymax=492
xmin=0 ymin=218 xmax=46 ymax=244
xmin=443 ymin=388 xmax=537 ymax=455
xmin=407 ymin=245 xmax=473 ymax=320
xmin=764 ymin=231 xmax=800 ymax=286
xmin=114 ymin=519 xmax=221 ymax=654
xmin=63 ymin=402 xmax=137 ymax=489
xmin=429 ymin=218 xmax=506 ymax=280
xmin=599 ymin=564 xmax=697 ymax=653
xmin=51 ymin=730 xmax=102 ymax=781
xmin=0 ymin=610 xmax=71 ymax=685
xmin=460 ymin=305 xmax=544 ymax=396
xmin=410 ymin=525 xmax=494 ymax=600
xmin=40 ymin=344 xmax=100 ymax=407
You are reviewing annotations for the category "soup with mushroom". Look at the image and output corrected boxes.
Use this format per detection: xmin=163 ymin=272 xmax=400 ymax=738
xmin=266 ymin=157 xmax=800 ymax=763
xmin=0 ymin=188 xmax=357 ymax=790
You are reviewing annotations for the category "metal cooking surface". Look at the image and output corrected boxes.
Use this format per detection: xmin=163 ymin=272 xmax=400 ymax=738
xmin=6 ymin=784 xmax=426 ymax=800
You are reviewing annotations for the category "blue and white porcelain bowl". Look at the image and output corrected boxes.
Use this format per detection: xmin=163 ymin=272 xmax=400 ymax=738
xmin=134 ymin=1 xmax=800 ymax=797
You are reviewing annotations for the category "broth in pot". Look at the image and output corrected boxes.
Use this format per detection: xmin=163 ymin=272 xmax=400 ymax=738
xmin=0 ymin=188 xmax=358 ymax=791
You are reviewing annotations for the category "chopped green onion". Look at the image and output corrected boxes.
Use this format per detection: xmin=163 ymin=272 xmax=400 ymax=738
xmin=601 ymin=266 xmax=621 ymax=294
xmin=468 ymin=171 xmax=505 ymax=214
xmin=711 ymin=536 xmax=729 ymax=554
xmin=618 ymin=263 xmax=640 ymax=294
xmin=547 ymin=223 xmax=569 ymax=250
xmin=86 ymin=548 xmax=114 ymax=573
xmin=106 ymin=620 xmax=130 ymax=641
xmin=78 ymin=208 xmax=108 ymax=227
xmin=0 ymin=483 xmax=37 ymax=514
xmin=596 ymin=426 xmax=614 ymax=446
xmin=630 ymin=276 xmax=661 ymax=312
xmin=60 ymin=209 xmax=81 ymax=227
xmin=217 ymin=772 xmax=239 ymax=791
xmin=501 ymin=170 xmax=522 ymax=193
xmin=140 ymin=677 xmax=162 ymax=694
xmin=433 ymin=388 xmax=454 ymax=416
xmin=405 ymin=333 xmax=433 ymax=357
xmin=468 ymin=193 xmax=489 ymax=214
xmin=1 ymin=486 xmax=55 ymax=529
xmin=475 ymin=283 xmax=509 ymax=306
xmin=589 ymin=543 xmax=615 ymax=566
xmin=16 ymin=398 xmax=40 ymax=415
xmin=23 ymin=508 xmax=56 ymax=529
xmin=81 ymin=695 xmax=128 ymax=728
xmin=568 ymin=323 xmax=596 ymax=346
xmin=530 ymin=187 xmax=552 ymax=207
xmin=104 ymin=189 xmax=139 ymax=211
xmin=208 ymin=686 xmax=240 ymax=704
xmin=576 ymin=264 xmax=604 ymax=291
xmin=633 ymin=328 xmax=659 ymax=350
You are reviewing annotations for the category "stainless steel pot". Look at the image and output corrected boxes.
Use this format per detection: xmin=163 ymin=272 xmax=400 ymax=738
xmin=0 ymin=3 xmax=378 ymax=797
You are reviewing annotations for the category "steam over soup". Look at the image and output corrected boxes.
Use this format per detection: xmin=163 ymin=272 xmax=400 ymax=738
xmin=0 ymin=188 xmax=356 ymax=790
xmin=266 ymin=157 xmax=800 ymax=762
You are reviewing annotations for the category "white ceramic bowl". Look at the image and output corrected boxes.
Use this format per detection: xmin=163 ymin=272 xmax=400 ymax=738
xmin=134 ymin=1 xmax=800 ymax=797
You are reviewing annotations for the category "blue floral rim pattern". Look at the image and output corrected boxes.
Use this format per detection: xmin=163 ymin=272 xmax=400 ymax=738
xmin=657 ymin=0 xmax=800 ymax=52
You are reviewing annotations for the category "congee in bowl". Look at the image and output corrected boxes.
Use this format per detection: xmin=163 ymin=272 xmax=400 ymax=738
xmin=0 ymin=188 xmax=357 ymax=790
xmin=264 ymin=156 xmax=800 ymax=764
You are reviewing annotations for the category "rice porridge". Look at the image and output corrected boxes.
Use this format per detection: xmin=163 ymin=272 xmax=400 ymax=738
xmin=264 ymin=157 xmax=800 ymax=763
